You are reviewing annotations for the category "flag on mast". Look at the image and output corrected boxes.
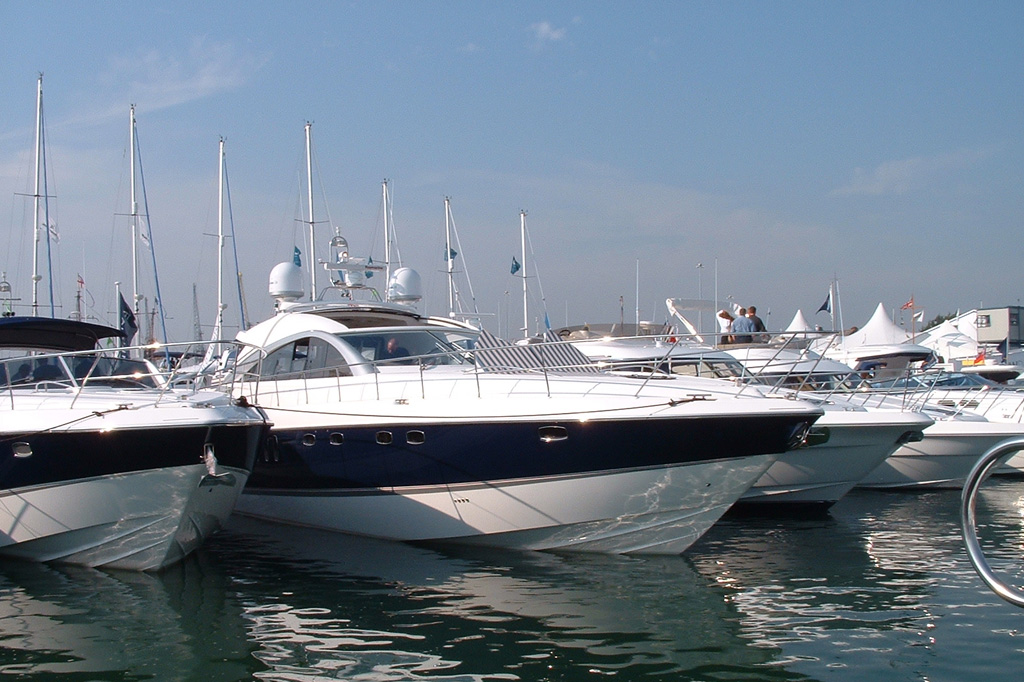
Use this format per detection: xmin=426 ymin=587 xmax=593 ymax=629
xmin=816 ymin=290 xmax=832 ymax=314
xmin=118 ymin=293 xmax=138 ymax=344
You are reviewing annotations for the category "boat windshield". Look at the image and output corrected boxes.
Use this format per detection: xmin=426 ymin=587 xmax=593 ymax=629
xmin=870 ymin=372 xmax=1000 ymax=390
xmin=339 ymin=329 xmax=476 ymax=367
xmin=751 ymin=371 xmax=864 ymax=392
xmin=0 ymin=350 xmax=162 ymax=389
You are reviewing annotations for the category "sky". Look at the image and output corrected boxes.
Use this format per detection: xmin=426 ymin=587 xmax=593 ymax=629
xmin=1 ymin=1 xmax=1022 ymax=342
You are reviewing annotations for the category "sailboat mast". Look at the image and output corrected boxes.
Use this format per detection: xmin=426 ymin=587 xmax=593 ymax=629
xmin=30 ymin=76 xmax=45 ymax=317
xmin=304 ymin=122 xmax=316 ymax=300
xmin=215 ymin=137 xmax=226 ymax=342
xmin=445 ymin=197 xmax=454 ymax=316
xmin=383 ymin=180 xmax=392 ymax=294
xmin=520 ymin=210 xmax=528 ymax=337
xmin=129 ymin=105 xmax=140 ymax=318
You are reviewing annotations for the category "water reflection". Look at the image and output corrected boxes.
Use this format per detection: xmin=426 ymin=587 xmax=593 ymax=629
xmin=2 ymin=484 xmax=1024 ymax=681
xmin=0 ymin=556 xmax=251 ymax=680
xmin=688 ymin=482 xmax=1024 ymax=680
xmin=216 ymin=516 xmax=775 ymax=680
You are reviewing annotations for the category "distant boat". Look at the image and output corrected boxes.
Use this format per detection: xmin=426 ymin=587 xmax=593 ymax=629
xmin=0 ymin=316 xmax=268 ymax=570
xmin=565 ymin=327 xmax=930 ymax=510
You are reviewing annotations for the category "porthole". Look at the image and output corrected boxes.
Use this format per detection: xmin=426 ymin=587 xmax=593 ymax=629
xmin=329 ymin=432 xmax=344 ymax=446
xmin=301 ymin=433 xmax=316 ymax=447
xmin=406 ymin=430 xmax=425 ymax=445
xmin=538 ymin=425 xmax=568 ymax=443
xmin=12 ymin=442 xmax=32 ymax=458
xmin=376 ymin=431 xmax=393 ymax=445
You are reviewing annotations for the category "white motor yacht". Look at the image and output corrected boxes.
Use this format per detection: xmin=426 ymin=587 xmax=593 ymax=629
xmin=0 ymin=317 xmax=269 ymax=570
xmin=727 ymin=345 xmax=1024 ymax=489
xmin=568 ymin=331 xmax=931 ymax=510
xmin=224 ymin=260 xmax=822 ymax=554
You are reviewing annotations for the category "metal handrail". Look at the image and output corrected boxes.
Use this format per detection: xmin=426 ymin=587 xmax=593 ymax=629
xmin=960 ymin=436 xmax=1024 ymax=607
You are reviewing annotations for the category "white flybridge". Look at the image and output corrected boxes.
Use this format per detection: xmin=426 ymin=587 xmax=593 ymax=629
xmin=221 ymin=230 xmax=824 ymax=554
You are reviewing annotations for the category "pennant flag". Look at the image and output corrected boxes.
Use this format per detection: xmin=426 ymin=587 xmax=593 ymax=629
xmin=544 ymin=312 xmax=551 ymax=330
xmin=510 ymin=256 xmax=521 ymax=275
xmin=365 ymin=256 xmax=374 ymax=279
xmin=816 ymin=290 xmax=832 ymax=314
xmin=444 ymin=247 xmax=458 ymax=261
xmin=901 ymin=296 xmax=914 ymax=310
xmin=119 ymin=293 xmax=138 ymax=344
xmin=913 ymin=310 xmax=924 ymax=322
xmin=293 ymin=246 xmax=302 ymax=267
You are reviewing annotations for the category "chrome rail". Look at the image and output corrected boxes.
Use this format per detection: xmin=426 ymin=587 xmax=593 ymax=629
xmin=960 ymin=436 xmax=1024 ymax=607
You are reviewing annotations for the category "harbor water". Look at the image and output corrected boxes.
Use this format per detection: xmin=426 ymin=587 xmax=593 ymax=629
xmin=2 ymin=481 xmax=1024 ymax=681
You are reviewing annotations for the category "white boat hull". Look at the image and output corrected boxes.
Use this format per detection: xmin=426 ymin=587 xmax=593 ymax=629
xmin=739 ymin=411 xmax=933 ymax=506
xmin=857 ymin=420 xmax=1024 ymax=489
xmin=236 ymin=454 xmax=776 ymax=555
xmin=0 ymin=464 xmax=249 ymax=571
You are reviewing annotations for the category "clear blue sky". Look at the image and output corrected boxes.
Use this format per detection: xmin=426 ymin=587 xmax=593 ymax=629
xmin=2 ymin=1 xmax=1021 ymax=341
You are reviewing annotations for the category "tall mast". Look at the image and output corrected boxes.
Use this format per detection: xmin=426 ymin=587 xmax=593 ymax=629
xmin=214 ymin=137 xmax=226 ymax=343
xmin=383 ymin=179 xmax=392 ymax=293
xmin=30 ymin=75 xmax=55 ymax=317
xmin=129 ymin=105 xmax=140 ymax=318
xmin=31 ymin=76 xmax=43 ymax=316
xmin=520 ymin=210 xmax=528 ymax=337
xmin=445 ymin=197 xmax=454 ymax=315
xmin=304 ymin=122 xmax=316 ymax=300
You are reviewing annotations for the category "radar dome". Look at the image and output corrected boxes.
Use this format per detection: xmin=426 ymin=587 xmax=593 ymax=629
xmin=269 ymin=261 xmax=304 ymax=301
xmin=387 ymin=267 xmax=422 ymax=305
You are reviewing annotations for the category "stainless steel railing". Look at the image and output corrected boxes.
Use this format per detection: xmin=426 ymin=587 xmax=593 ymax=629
xmin=960 ymin=436 xmax=1024 ymax=607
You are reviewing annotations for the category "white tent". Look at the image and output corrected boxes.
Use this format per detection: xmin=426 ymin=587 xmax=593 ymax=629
xmin=784 ymin=309 xmax=814 ymax=333
xmin=915 ymin=318 xmax=978 ymax=362
xmin=840 ymin=302 xmax=911 ymax=347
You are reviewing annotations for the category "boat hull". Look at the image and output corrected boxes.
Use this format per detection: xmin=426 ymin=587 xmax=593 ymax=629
xmin=236 ymin=411 xmax=816 ymax=554
xmin=0 ymin=422 xmax=267 ymax=570
xmin=857 ymin=420 xmax=1024 ymax=489
xmin=237 ymin=454 xmax=775 ymax=554
xmin=737 ymin=411 xmax=932 ymax=507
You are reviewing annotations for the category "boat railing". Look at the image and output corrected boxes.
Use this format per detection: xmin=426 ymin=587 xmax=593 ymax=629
xmin=960 ymin=437 xmax=1024 ymax=607
xmin=229 ymin=331 xmax=743 ymax=405
xmin=0 ymin=339 xmax=253 ymax=408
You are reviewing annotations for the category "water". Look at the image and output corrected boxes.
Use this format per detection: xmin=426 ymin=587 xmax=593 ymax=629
xmin=3 ymin=482 xmax=1024 ymax=681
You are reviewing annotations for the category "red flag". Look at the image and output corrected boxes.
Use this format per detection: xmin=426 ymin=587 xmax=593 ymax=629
xmin=77 ymin=274 xmax=85 ymax=289
xmin=900 ymin=296 xmax=914 ymax=310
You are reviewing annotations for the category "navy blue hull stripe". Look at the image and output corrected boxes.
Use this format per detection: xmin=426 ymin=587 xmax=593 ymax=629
xmin=0 ymin=423 xmax=267 ymax=491
xmin=247 ymin=414 xmax=812 ymax=491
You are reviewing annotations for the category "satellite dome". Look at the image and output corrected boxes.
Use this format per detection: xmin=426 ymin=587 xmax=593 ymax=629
xmin=387 ymin=267 xmax=422 ymax=305
xmin=269 ymin=261 xmax=304 ymax=302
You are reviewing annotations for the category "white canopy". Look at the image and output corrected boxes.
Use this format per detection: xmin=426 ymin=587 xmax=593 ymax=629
xmin=785 ymin=309 xmax=814 ymax=333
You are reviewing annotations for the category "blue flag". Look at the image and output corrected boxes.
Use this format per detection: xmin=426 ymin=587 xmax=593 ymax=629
xmin=444 ymin=247 xmax=458 ymax=261
xmin=510 ymin=256 xmax=521 ymax=275
xmin=816 ymin=290 xmax=831 ymax=314
xmin=364 ymin=256 xmax=374 ymax=279
xmin=293 ymin=246 xmax=302 ymax=267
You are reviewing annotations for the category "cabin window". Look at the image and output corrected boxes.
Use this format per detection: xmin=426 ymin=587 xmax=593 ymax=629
xmin=260 ymin=337 xmax=351 ymax=379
